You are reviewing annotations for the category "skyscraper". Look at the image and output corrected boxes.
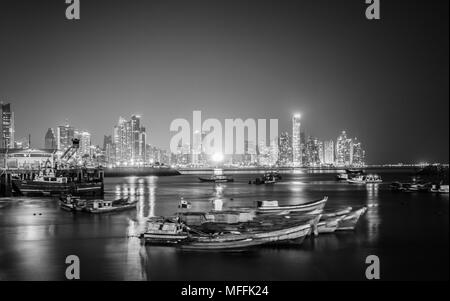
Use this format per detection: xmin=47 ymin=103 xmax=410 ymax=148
xmin=45 ymin=128 xmax=57 ymax=150
xmin=113 ymin=115 xmax=147 ymax=165
xmin=0 ymin=102 xmax=15 ymax=149
xmin=56 ymin=124 xmax=75 ymax=152
xmin=324 ymin=140 xmax=335 ymax=165
xmin=75 ymin=130 xmax=91 ymax=156
xmin=278 ymin=132 xmax=292 ymax=167
xmin=292 ymin=114 xmax=302 ymax=167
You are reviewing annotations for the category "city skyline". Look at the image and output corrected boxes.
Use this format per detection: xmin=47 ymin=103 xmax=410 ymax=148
xmin=1 ymin=0 xmax=448 ymax=164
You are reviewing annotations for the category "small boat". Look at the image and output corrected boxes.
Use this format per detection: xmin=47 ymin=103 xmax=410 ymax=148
xmin=199 ymin=175 xmax=234 ymax=183
xmin=84 ymin=197 xmax=137 ymax=214
xmin=179 ymin=233 xmax=266 ymax=251
xmin=337 ymin=169 xmax=364 ymax=181
xmin=336 ymin=207 xmax=367 ymax=231
xmin=431 ymin=184 xmax=449 ymax=194
xmin=256 ymin=197 xmax=328 ymax=214
xmin=320 ymin=206 xmax=353 ymax=219
xmin=347 ymin=174 xmax=382 ymax=184
xmin=317 ymin=216 xmax=345 ymax=234
xmin=59 ymin=194 xmax=87 ymax=212
xmin=264 ymin=171 xmax=282 ymax=180
xmin=252 ymin=175 xmax=276 ymax=185
xmin=143 ymin=217 xmax=189 ymax=245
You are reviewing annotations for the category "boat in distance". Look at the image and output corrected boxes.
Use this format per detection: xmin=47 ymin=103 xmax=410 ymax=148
xmin=198 ymin=175 xmax=234 ymax=183
xmin=256 ymin=197 xmax=328 ymax=214
xmin=347 ymin=174 xmax=382 ymax=184
xmin=59 ymin=195 xmax=137 ymax=213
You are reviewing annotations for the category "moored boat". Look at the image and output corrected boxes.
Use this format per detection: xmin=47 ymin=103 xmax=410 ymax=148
xmin=143 ymin=217 xmax=189 ymax=245
xmin=431 ymin=184 xmax=449 ymax=194
xmin=256 ymin=197 xmax=328 ymax=214
xmin=84 ymin=197 xmax=137 ymax=214
xmin=179 ymin=233 xmax=265 ymax=251
xmin=59 ymin=194 xmax=87 ymax=212
xmin=199 ymin=175 xmax=234 ymax=183
xmin=336 ymin=207 xmax=368 ymax=231
xmin=347 ymin=174 xmax=382 ymax=184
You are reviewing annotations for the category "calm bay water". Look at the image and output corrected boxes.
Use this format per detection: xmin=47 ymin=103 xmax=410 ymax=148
xmin=0 ymin=169 xmax=448 ymax=281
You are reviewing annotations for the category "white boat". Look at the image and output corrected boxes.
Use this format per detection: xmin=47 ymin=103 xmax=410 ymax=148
xmin=347 ymin=174 xmax=382 ymax=184
xmin=431 ymin=184 xmax=449 ymax=194
xmin=256 ymin=197 xmax=328 ymax=214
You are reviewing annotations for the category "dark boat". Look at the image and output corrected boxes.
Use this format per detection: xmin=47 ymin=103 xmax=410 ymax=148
xmin=84 ymin=198 xmax=137 ymax=214
xmin=199 ymin=175 xmax=234 ymax=183
xmin=143 ymin=217 xmax=189 ymax=245
xmin=12 ymin=172 xmax=103 ymax=196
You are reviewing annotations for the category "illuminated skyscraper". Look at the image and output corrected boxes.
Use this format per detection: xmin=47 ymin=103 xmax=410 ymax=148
xmin=292 ymin=114 xmax=302 ymax=167
xmin=56 ymin=123 xmax=75 ymax=152
xmin=0 ymin=102 xmax=15 ymax=149
xmin=324 ymin=140 xmax=335 ymax=165
xmin=75 ymin=130 xmax=91 ymax=156
xmin=113 ymin=115 xmax=147 ymax=165
xmin=278 ymin=132 xmax=292 ymax=167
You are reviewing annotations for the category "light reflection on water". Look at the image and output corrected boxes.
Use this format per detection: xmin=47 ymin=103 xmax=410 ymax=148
xmin=0 ymin=170 xmax=448 ymax=280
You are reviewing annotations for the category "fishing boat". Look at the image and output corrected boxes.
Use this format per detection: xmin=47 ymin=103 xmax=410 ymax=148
xmin=198 ymin=175 xmax=234 ymax=183
xmin=256 ymin=196 xmax=328 ymax=214
xmin=317 ymin=216 xmax=345 ymax=234
xmin=143 ymin=217 xmax=189 ymax=245
xmin=320 ymin=206 xmax=353 ymax=219
xmin=12 ymin=171 xmax=103 ymax=196
xmin=84 ymin=197 xmax=137 ymax=214
xmin=336 ymin=207 xmax=368 ymax=231
xmin=179 ymin=233 xmax=265 ymax=251
xmin=347 ymin=174 xmax=382 ymax=184
xmin=59 ymin=194 xmax=87 ymax=212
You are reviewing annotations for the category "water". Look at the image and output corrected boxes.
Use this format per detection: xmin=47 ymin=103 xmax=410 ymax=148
xmin=0 ymin=169 xmax=448 ymax=281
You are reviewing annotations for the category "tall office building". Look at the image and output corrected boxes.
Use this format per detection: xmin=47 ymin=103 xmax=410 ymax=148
xmin=278 ymin=132 xmax=292 ymax=167
xmin=318 ymin=140 xmax=324 ymax=165
xmin=0 ymin=102 xmax=15 ymax=149
xmin=352 ymin=138 xmax=366 ymax=166
xmin=292 ymin=114 xmax=302 ymax=167
xmin=56 ymin=124 xmax=75 ymax=152
xmin=324 ymin=140 xmax=335 ymax=165
xmin=113 ymin=115 xmax=147 ymax=165
xmin=45 ymin=128 xmax=57 ymax=149
xmin=75 ymin=130 xmax=91 ymax=156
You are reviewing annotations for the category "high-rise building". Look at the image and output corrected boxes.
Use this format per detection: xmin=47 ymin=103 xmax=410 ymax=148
xmin=113 ymin=115 xmax=147 ymax=165
xmin=56 ymin=124 xmax=75 ymax=152
xmin=45 ymin=128 xmax=57 ymax=150
xmin=292 ymin=114 xmax=302 ymax=167
xmin=278 ymin=132 xmax=292 ymax=167
xmin=324 ymin=140 xmax=335 ymax=165
xmin=75 ymin=130 xmax=91 ymax=156
xmin=318 ymin=140 xmax=324 ymax=165
xmin=352 ymin=138 xmax=366 ymax=166
xmin=305 ymin=136 xmax=321 ymax=166
xmin=0 ymin=102 xmax=15 ymax=149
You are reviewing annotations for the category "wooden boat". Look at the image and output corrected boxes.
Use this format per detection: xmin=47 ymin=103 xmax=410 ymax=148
xmin=256 ymin=197 xmax=328 ymax=214
xmin=179 ymin=233 xmax=266 ymax=251
xmin=198 ymin=175 xmax=234 ymax=183
xmin=59 ymin=195 xmax=87 ymax=212
xmin=143 ymin=217 xmax=189 ymax=245
xmin=320 ymin=206 xmax=352 ymax=219
xmin=317 ymin=216 xmax=345 ymax=234
xmin=337 ymin=169 xmax=364 ymax=181
xmin=336 ymin=207 xmax=367 ymax=231
xmin=84 ymin=197 xmax=137 ymax=214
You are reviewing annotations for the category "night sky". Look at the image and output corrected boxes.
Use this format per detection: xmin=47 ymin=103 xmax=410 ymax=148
xmin=0 ymin=0 xmax=448 ymax=164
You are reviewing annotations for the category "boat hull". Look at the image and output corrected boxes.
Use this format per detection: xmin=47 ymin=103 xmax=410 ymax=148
xmin=198 ymin=177 xmax=234 ymax=183
xmin=13 ymin=180 xmax=103 ymax=196
xmin=256 ymin=197 xmax=328 ymax=214
xmin=336 ymin=208 xmax=367 ymax=231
